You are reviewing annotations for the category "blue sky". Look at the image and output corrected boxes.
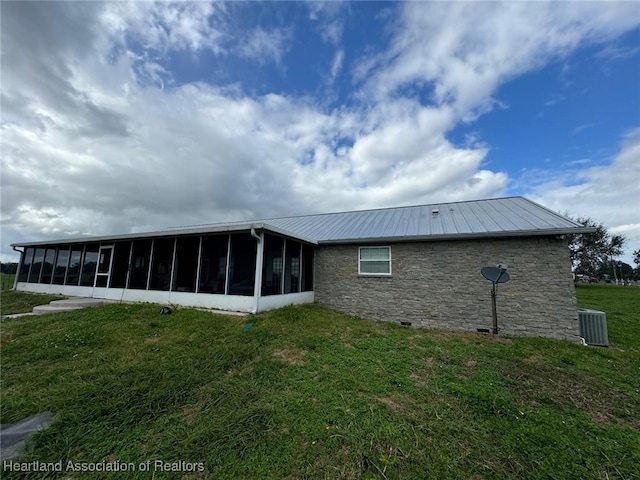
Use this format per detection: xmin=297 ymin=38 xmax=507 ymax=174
xmin=1 ymin=1 xmax=639 ymax=265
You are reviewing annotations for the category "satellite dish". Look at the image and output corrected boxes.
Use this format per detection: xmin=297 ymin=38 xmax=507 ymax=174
xmin=480 ymin=265 xmax=510 ymax=335
xmin=481 ymin=266 xmax=510 ymax=284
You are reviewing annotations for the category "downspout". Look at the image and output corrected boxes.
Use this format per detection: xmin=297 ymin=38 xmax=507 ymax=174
xmin=12 ymin=246 xmax=24 ymax=291
xmin=250 ymin=227 xmax=264 ymax=314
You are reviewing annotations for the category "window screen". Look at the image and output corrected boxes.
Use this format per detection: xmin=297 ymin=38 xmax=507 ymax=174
xmin=359 ymin=246 xmax=391 ymax=275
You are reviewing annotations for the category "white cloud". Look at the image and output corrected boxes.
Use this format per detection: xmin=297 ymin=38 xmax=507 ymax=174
xmin=358 ymin=2 xmax=640 ymax=119
xmin=329 ymin=49 xmax=344 ymax=83
xmin=527 ymin=128 xmax=640 ymax=265
xmin=101 ymin=2 xmax=226 ymax=53
xmin=1 ymin=1 xmax=638 ymax=265
xmin=238 ymin=27 xmax=289 ymax=64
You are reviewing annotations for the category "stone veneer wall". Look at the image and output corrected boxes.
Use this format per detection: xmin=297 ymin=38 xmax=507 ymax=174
xmin=314 ymin=237 xmax=580 ymax=341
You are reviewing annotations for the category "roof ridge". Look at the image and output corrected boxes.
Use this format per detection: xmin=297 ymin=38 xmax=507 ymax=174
xmin=172 ymin=196 xmax=526 ymax=229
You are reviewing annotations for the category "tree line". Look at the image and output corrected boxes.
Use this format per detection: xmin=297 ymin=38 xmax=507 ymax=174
xmin=1 ymin=262 xmax=19 ymax=274
xmin=569 ymin=217 xmax=639 ymax=282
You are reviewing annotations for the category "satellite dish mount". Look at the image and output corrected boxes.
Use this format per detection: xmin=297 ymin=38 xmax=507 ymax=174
xmin=481 ymin=264 xmax=510 ymax=335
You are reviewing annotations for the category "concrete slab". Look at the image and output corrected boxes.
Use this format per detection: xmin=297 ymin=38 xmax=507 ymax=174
xmin=31 ymin=297 xmax=115 ymax=315
xmin=196 ymin=308 xmax=250 ymax=317
xmin=0 ymin=412 xmax=55 ymax=461
xmin=0 ymin=312 xmax=39 ymax=322
xmin=46 ymin=298 xmax=113 ymax=308
xmin=32 ymin=305 xmax=84 ymax=314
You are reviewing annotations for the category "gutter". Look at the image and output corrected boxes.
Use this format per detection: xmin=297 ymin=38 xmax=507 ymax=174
xmin=11 ymin=246 xmax=24 ymax=291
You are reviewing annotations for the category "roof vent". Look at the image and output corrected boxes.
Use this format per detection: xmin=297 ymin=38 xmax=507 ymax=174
xmin=431 ymin=209 xmax=440 ymax=216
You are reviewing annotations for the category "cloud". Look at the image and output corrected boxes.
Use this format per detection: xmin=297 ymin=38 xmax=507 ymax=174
xmin=358 ymin=2 xmax=640 ymax=118
xmin=527 ymin=128 xmax=640 ymax=265
xmin=101 ymin=2 xmax=226 ymax=53
xmin=329 ymin=49 xmax=345 ymax=83
xmin=1 ymin=1 xmax=638 ymax=264
xmin=238 ymin=27 xmax=290 ymax=64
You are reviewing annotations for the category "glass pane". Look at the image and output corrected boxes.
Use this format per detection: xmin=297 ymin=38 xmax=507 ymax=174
xmin=40 ymin=248 xmax=56 ymax=284
xmin=284 ymin=240 xmax=301 ymax=294
xmin=28 ymin=248 xmax=45 ymax=283
xmin=130 ymin=240 xmax=152 ymax=289
xmin=97 ymin=248 xmax=112 ymax=274
xmin=95 ymin=275 xmax=108 ymax=288
xmin=150 ymin=238 xmax=175 ymax=291
xmin=110 ymin=242 xmax=131 ymax=288
xmin=360 ymin=247 xmax=390 ymax=261
xmin=199 ymin=235 xmax=228 ymax=294
xmin=53 ymin=248 xmax=69 ymax=285
xmin=173 ymin=237 xmax=199 ymax=292
xmin=80 ymin=245 xmax=99 ymax=286
xmin=360 ymin=260 xmax=390 ymax=274
xmin=262 ymin=234 xmax=284 ymax=296
xmin=17 ymin=248 xmax=34 ymax=283
xmin=228 ymin=233 xmax=256 ymax=296
xmin=301 ymin=244 xmax=314 ymax=292
xmin=65 ymin=247 xmax=83 ymax=285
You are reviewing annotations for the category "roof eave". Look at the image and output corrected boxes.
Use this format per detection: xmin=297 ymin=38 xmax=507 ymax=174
xmin=10 ymin=222 xmax=318 ymax=248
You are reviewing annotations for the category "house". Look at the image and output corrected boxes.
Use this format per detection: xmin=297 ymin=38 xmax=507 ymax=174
xmin=10 ymin=196 xmax=593 ymax=341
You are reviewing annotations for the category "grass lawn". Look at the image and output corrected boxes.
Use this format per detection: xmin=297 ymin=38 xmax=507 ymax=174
xmin=0 ymin=285 xmax=638 ymax=479
xmin=1 ymin=274 xmax=16 ymax=291
xmin=0 ymin=290 xmax=65 ymax=316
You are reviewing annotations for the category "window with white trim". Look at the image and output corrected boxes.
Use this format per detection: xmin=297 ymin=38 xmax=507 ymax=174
xmin=359 ymin=246 xmax=391 ymax=275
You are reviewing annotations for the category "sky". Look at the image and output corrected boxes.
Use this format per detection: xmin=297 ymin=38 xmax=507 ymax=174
xmin=1 ymin=1 xmax=639 ymax=266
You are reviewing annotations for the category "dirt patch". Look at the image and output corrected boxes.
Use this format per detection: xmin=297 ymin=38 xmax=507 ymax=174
xmin=273 ymin=348 xmax=307 ymax=366
xmin=410 ymin=372 xmax=428 ymax=388
xmin=372 ymin=393 xmax=416 ymax=414
xmin=523 ymin=354 xmax=544 ymax=364
xmin=145 ymin=336 xmax=161 ymax=343
xmin=505 ymin=364 xmax=636 ymax=427
xmin=182 ymin=405 xmax=200 ymax=425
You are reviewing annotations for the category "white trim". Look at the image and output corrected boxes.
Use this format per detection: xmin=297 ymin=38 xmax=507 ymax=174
xmin=146 ymin=239 xmax=154 ymax=290
xmin=14 ymin=283 xmax=315 ymax=314
xmin=299 ymin=242 xmax=303 ymax=292
xmin=95 ymin=245 xmax=115 ymax=289
xmin=280 ymin=238 xmax=286 ymax=294
xmin=252 ymin=229 xmax=264 ymax=313
xmin=194 ymin=236 xmax=203 ymax=293
xmin=125 ymin=241 xmax=134 ymax=289
xmin=224 ymin=234 xmax=231 ymax=295
xmin=358 ymin=246 xmax=392 ymax=276
xmin=169 ymin=237 xmax=177 ymax=294
xmin=258 ymin=291 xmax=314 ymax=311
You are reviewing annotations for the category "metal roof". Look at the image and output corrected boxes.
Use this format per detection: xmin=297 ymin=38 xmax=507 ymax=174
xmin=11 ymin=197 xmax=594 ymax=248
xmin=262 ymin=196 xmax=593 ymax=243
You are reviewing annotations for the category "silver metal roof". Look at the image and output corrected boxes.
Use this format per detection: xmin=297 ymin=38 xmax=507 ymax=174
xmin=11 ymin=197 xmax=594 ymax=247
xmin=262 ymin=196 xmax=593 ymax=243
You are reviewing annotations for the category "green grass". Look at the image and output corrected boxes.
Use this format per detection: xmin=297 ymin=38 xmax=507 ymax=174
xmin=1 ymin=273 xmax=16 ymax=291
xmin=1 ymin=290 xmax=64 ymax=316
xmin=0 ymin=286 xmax=638 ymax=479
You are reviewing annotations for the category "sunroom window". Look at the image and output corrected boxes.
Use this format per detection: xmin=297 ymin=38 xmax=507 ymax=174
xmin=359 ymin=246 xmax=391 ymax=275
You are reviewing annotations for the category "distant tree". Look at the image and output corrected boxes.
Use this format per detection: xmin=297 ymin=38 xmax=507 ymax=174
xmin=568 ymin=217 xmax=626 ymax=278
xmin=598 ymin=261 xmax=633 ymax=280
xmin=0 ymin=262 xmax=18 ymax=274
xmin=633 ymin=249 xmax=640 ymax=280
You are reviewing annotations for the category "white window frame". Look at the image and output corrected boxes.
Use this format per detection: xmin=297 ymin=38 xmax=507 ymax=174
xmin=358 ymin=246 xmax=392 ymax=276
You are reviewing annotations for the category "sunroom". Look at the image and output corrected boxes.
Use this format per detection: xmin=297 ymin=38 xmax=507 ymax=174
xmin=12 ymin=225 xmax=315 ymax=313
